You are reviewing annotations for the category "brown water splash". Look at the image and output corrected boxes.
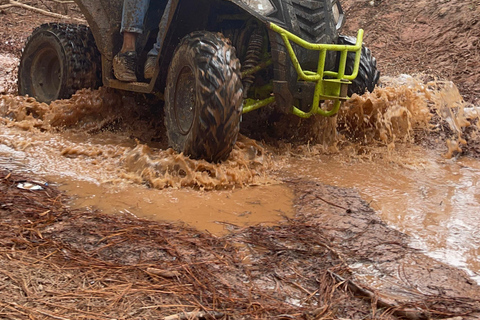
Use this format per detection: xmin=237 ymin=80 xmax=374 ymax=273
xmin=0 ymin=95 xmax=50 ymax=129
xmin=340 ymin=75 xmax=432 ymax=146
xmin=1 ymin=74 xmax=477 ymax=190
xmin=0 ymin=88 xmax=120 ymax=130
xmin=336 ymin=75 xmax=477 ymax=158
xmin=0 ymin=88 xmax=273 ymax=190
xmin=429 ymin=80 xmax=475 ymax=158
xmin=122 ymin=136 xmax=273 ymax=190
xmin=269 ymin=75 xmax=478 ymax=163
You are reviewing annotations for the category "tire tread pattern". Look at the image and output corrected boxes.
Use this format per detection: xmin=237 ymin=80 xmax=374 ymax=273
xmin=338 ymin=35 xmax=380 ymax=96
xmin=19 ymin=23 xmax=101 ymax=101
xmin=165 ymin=32 xmax=243 ymax=162
xmin=291 ymin=0 xmax=333 ymax=43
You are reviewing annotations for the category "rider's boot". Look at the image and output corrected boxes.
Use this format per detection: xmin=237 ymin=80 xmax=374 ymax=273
xmin=144 ymin=55 xmax=156 ymax=79
xmin=113 ymin=51 xmax=138 ymax=82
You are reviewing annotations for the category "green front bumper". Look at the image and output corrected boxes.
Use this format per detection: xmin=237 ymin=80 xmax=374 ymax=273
xmin=242 ymin=23 xmax=364 ymax=118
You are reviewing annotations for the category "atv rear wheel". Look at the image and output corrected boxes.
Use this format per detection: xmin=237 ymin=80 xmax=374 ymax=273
xmin=337 ymin=35 xmax=380 ymax=96
xmin=18 ymin=23 xmax=101 ymax=103
xmin=165 ymin=32 xmax=243 ymax=162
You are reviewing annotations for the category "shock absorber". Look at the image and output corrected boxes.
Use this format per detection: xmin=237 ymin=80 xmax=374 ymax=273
xmin=241 ymin=29 xmax=263 ymax=98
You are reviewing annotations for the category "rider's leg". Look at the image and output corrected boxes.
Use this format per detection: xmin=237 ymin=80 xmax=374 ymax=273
xmin=143 ymin=38 xmax=160 ymax=79
xmin=114 ymin=0 xmax=150 ymax=81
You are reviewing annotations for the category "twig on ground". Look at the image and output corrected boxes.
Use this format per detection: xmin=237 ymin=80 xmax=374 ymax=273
xmin=315 ymin=195 xmax=348 ymax=211
xmin=328 ymin=270 xmax=430 ymax=320
xmin=146 ymin=267 xmax=181 ymax=278
xmin=163 ymin=311 xmax=225 ymax=320
xmin=0 ymin=0 xmax=85 ymax=23
xmin=34 ymin=309 xmax=71 ymax=320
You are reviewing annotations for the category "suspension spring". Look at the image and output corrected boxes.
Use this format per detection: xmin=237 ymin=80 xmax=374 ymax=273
xmin=241 ymin=29 xmax=264 ymax=97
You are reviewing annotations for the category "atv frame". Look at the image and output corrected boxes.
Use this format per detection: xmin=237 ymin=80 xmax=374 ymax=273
xmin=19 ymin=0 xmax=379 ymax=161
xmin=76 ymin=0 xmax=363 ymax=116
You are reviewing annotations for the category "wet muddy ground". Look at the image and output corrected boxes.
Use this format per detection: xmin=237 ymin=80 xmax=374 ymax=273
xmin=1 ymin=75 xmax=480 ymax=319
xmin=2 ymin=170 xmax=480 ymax=319
xmin=1 ymin=0 xmax=480 ymax=319
xmin=342 ymin=0 xmax=480 ymax=105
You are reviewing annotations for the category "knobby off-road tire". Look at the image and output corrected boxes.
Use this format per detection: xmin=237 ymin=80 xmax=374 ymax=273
xmin=165 ymin=32 xmax=243 ymax=162
xmin=291 ymin=0 xmax=338 ymax=71
xmin=338 ymin=35 xmax=380 ymax=96
xmin=18 ymin=23 xmax=101 ymax=103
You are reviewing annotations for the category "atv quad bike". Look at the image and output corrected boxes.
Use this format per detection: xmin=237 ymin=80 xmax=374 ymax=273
xmin=18 ymin=0 xmax=379 ymax=162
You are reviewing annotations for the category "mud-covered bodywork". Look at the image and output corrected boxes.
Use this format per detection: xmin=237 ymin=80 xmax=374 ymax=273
xmin=20 ymin=0 xmax=377 ymax=161
xmin=73 ymin=0 xmax=342 ymax=56
xmin=73 ymin=0 xmax=357 ymax=116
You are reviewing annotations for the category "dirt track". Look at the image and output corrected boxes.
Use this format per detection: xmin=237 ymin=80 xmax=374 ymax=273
xmin=2 ymin=170 xmax=480 ymax=319
xmin=1 ymin=0 xmax=480 ymax=319
xmin=342 ymin=0 xmax=480 ymax=105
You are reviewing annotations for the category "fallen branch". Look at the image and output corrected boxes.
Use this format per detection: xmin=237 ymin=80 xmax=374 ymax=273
xmin=328 ymin=270 xmax=428 ymax=320
xmin=0 ymin=0 xmax=85 ymax=23
xmin=34 ymin=309 xmax=71 ymax=320
xmin=315 ymin=195 xmax=348 ymax=211
xmin=146 ymin=267 xmax=181 ymax=278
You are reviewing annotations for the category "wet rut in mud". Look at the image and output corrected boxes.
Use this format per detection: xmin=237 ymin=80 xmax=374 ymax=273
xmin=3 ymin=74 xmax=479 ymax=276
xmin=1 ymin=74 xmax=480 ymax=318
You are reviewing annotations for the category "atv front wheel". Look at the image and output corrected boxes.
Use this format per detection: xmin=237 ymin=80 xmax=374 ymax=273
xmin=18 ymin=23 xmax=101 ymax=103
xmin=165 ymin=32 xmax=243 ymax=162
xmin=337 ymin=35 xmax=380 ymax=96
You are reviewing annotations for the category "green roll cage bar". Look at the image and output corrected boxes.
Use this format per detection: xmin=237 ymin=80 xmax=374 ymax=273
xmin=242 ymin=23 xmax=364 ymax=118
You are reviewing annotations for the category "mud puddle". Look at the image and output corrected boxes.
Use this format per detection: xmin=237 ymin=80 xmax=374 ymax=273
xmin=281 ymin=149 xmax=480 ymax=283
xmin=274 ymin=75 xmax=480 ymax=282
xmin=0 ymin=104 xmax=293 ymax=234
xmin=1 ymin=74 xmax=479 ymax=285
xmin=57 ymin=178 xmax=294 ymax=235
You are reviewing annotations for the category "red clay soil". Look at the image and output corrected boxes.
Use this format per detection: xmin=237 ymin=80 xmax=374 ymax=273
xmin=0 ymin=0 xmax=84 ymax=56
xmin=1 ymin=1 xmax=480 ymax=319
xmin=342 ymin=0 xmax=480 ymax=104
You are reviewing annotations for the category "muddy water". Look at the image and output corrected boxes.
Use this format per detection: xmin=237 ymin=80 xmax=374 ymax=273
xmin=1 ymin=74 xmax=479 ymax=283
xmin=0 ymin=123 xmax=294 ymax=234
xmin=282 ymin=150 xmax=480 ymax=283
xmin=58 ymin=179 xmax=294 ymax=235
xmin=0 ymin=92 xmax=292 ymax=234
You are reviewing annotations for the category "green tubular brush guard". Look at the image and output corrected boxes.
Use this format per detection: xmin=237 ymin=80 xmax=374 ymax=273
xmin=242 ymin=23 xmax=364 ymax=118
